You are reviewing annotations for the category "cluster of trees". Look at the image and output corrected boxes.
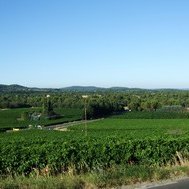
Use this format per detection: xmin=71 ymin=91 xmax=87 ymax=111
xmin=126 ymin=92 xmax=189 ymax=111
xmin=0 ymin=91 xmax=189 ymax=118
xmin=84 ymin=95 xmax=123 ymax=118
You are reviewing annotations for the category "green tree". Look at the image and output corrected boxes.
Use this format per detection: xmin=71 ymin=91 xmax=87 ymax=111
xmin=43 ymin=96 xmax=55 ymax=116
xmin=21 ymin=111 xmax=29 ymax=121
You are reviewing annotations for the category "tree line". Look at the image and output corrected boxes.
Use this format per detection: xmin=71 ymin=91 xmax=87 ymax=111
xmin=0 ymin=91 xmax=189 ymax=118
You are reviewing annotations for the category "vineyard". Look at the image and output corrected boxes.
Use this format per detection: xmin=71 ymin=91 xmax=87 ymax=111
xmin=111 ymin=111 xmax=189 ymax=119
xmin=0 ymin=108 xmax=82 ymax=131
xmin=1 ymin=118 xmax=189 ymax=177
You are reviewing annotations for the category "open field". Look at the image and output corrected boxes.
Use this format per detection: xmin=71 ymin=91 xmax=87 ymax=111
xmin=0 ymin=107 xmax=82 ymax=130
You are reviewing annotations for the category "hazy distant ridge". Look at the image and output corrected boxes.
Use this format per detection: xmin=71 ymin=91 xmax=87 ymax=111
xmin=0 ymin=84 xmax=187 ymax=93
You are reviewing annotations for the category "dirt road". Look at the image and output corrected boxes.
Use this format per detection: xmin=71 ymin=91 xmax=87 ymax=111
xmin=45 ymin=118 xmax=104 ymax=130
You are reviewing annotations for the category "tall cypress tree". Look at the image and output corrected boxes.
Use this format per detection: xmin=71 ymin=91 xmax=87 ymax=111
xmin=43 ymin=95 xmax=54 ymax=116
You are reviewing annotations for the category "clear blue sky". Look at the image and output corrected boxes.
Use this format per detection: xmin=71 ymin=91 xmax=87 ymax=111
xmin=1 ymin=0 xmax=189 ymax=88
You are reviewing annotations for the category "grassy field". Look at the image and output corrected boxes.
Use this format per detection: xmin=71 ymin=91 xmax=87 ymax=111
xmin=0 ymin=107 xmax=82 ymax=130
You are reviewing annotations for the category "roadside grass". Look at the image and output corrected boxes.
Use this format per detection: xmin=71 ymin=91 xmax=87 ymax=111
xmin=1 ymin=165 xmax=189 ymax=189
xmin=0 ymin=175 xmax=87 ymax=189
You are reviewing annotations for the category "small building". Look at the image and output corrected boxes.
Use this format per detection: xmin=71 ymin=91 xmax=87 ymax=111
xmin=13 ymin=128 xmax=20 ymax=132
xmin=123 ymin=106 xmax=130 ymax=111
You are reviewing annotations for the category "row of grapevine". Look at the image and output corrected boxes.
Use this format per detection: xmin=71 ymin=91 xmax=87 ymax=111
xmin=1 ymin=136 xmax=189 ymax=176
xmin=112 ymin=111 xmax=189 ymax=119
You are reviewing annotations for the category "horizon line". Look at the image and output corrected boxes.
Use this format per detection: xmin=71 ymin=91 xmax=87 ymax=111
xmin=1 ymin=83 xmax=189 ymax=90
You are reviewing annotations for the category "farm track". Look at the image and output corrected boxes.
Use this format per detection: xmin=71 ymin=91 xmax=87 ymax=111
xmin=45 ymin=118 xmax=104 ymax=130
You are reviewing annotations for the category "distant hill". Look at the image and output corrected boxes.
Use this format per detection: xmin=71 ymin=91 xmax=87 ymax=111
xmin=0 ymin=84 xmax=29 ymax=92
xmin=0 ymin=84 xmax=60 ymax=93
xmin=0 ymin=84 xmax=187 ymax=93
xmin=60 ymin=86 xmax=105 ymax=92
xmin=0 ymin=84 xmax=135 ymax=93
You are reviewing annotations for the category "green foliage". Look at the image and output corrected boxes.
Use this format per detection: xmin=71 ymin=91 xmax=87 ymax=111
xmin=21 ymin=111 xmax=29 ymax=121
xmin=0 ymin=108 xmax=82 ymax=130
xmin=42 ymin=97 xmax=55 ymax=117
xmin=1 ymin=119 xmax=189 ymax=176
xmin=0 ymin=165 xmax=188 ymax=189
xmin=1 ymin=131 xmax=189 ymax=176
xmin=85 ymin=96 xmax=123 ymax=119
xmin=111 ymin=111 xmax=189 ymax=119
xmin=0 ymin=108 xmax=34 ymax=130
xmin=1 ymin=90 xmax=189 ymax=118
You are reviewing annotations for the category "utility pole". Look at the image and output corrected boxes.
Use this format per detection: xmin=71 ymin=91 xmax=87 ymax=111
xmin=82 ymin=95 xmax=88 ymax=136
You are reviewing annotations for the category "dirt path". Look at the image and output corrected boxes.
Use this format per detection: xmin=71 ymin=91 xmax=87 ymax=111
xmin=45 ymin=118 xmax=104 ymax=130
